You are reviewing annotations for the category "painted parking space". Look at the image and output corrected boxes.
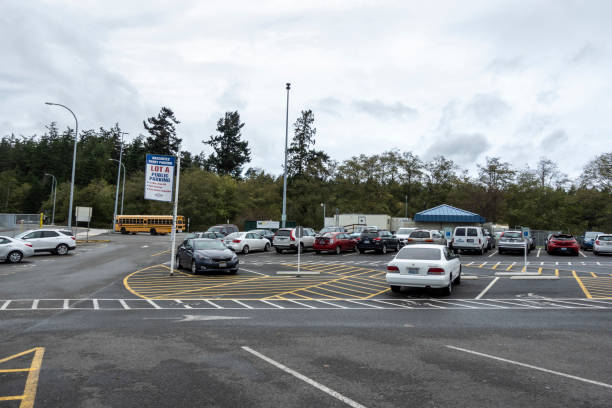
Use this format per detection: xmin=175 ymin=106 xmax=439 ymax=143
xmin=0 ymin=347 xmax=45 ymax=407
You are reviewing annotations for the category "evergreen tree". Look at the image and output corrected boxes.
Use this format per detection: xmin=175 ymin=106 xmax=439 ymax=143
xmin=204 ymin=111 xmax=251 ymax=178
xmin=143 ymin=107 xmax=181 ymax=155
xmin=286 ymin=110 xmax=330 ymax=179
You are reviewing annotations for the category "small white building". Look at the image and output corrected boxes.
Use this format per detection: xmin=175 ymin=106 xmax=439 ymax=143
xmin=324 ymin=213 xmax=392 ymax=231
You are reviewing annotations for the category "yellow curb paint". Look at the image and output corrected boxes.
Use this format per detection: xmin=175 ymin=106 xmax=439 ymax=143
xmin=572 ymin=270 xmax=592 ymax=298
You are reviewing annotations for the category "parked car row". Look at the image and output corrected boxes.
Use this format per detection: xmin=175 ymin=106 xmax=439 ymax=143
xmin=1 ymin=228 xmax=77 ymax=263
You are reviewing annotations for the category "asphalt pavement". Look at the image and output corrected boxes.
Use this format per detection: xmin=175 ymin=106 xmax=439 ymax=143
xmin=1 ymin=234 xmax=611 ymax=407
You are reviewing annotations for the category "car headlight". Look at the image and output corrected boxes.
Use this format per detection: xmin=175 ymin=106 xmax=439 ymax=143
xmin=232 ymin=254 xmax=238 ymax=260
xmin=197 ymin=255 xmax=211 ymax=261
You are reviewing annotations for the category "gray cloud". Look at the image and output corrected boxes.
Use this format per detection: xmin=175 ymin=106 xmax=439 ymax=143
xmin=463 ymin=93 xmax=510 ymax=125
xmin=425 ymin=133 xmax=490 ymax=163
xmin=486 ymin=56 xmax=524 ymax=73
xmin=540 ymin=129 xmax=568 ymax=148
xmin=516 ymin=114 xmax=553 ymax=135
xmin=571 ymin=43 xmax=598 ymax=63
xmin=315 ymin=97 xmax=343 ymax=116
xmin=351 ymin=99 xmax=418 ymax=120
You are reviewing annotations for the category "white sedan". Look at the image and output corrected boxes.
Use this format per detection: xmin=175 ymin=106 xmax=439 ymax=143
xmin=224 ymin=232 xmax=271 ymax=254
xmin=386 ymin=244 xmax=461 ymax=296
xmin=0 ymin=236 xmax=35 ymax=263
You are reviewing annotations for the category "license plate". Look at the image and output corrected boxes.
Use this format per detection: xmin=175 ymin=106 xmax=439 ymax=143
xmin=402 ymin=267 xmax=419 ymax=275
xmin=561 ymin=248 xmax=567 ymax=251
xmin=467 ymin=239 xmax=474 ymax=243
xmin=364 ymin=240 xmax=370 ymax=243
xmin=219 ymin=262 xmax=227 ymax=267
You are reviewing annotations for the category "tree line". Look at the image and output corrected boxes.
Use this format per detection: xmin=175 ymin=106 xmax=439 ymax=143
xmin=1 ymin=106 xmax=610 ymax=233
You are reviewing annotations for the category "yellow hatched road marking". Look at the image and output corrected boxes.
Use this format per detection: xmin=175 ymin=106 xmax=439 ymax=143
xmin=538 ymin=267 xmax=543 ymax=275
xmin=0 ymin=368 xmax=33 ymax=373
xmin=492 ymin=262 xmax=500 ymax=270
xmin=506 ymin=263 xmax=515 ymax=271
xmin=555 ymin=269 xmax=559 ymax=277
xmin=572 ymin=271 xmax=592 ymax=298
xmin=0 ymin=347 xmax=45 ymax=408
xmin=591 ymin=272 xmax=597 ymax=277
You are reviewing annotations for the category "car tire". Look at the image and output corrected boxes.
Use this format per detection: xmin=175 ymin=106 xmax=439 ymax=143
xmin=264 ymin=243 xmax=270 ymax=252
xmin=150 ymin=228 xmax=157 ymax=236
xmin=335 ymin=246 xmax=341 ymax=255
xmin=7 ymin=251 xmax=23 ymax=264
xmin=359 ymin=249 xmax=365 ymax=254
xmin=395 ymin=242 xmax=400 ymax=252
xmin=498 ymin=248 xmax=504 ymax=255
xmin=56 ymin=244 xmax=69 ymax=256
xmin=177 ymin=256 xmax=183 ymax=269
xmin=479 ymin=247 xmax=484 ymax=255
xmin=593 ymin=250 xmax=599 ymax=256
xmin=191 ymin=261 xmax=197 ymax=274
xmin=229 ymin=269 xmax=238 ymax=274
xmin=315 ymin=250 xmax=321 ymax=255
xmin=381 ymin=244 xmax=387 ymax=254
xmin=390 ymin=285 xmax=401 ymax=293
xmin=120 ymin=227 xmax=127 ymax=234
xmin=242 ymin=245 xmax=249 ymax=255
xmin=276 ymin=248 xmax=283 ymax=254
xmin=441 ymin=276 xmax=452 ymax=296
xmin=455 ymin=267 xmax=461 ymax=285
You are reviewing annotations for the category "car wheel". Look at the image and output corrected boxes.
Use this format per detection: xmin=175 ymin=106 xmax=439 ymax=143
xmin=479 ymin=247 xmax=484 ymax=255
xmin=390 ymin=285 xmax=401 ymax=293
xmin=547 ymin=250 xmax=552 ymax=255
xmin=335 ymin=246 xmax=341 ymax=255
xmin=455 ymin=268 xmax=461 ymax=285
xmin=498 ymin=248 xmax=504 ymax=255
xmin=120 ymin=227 xmax=127 ymax=234
xmin=276 ymin=248 xmax=283 ymax=254
xmin=177 ymin=256 xmax=183 ymax=269
xmin=7 ymin=251 xmax=23 ymax=264
xmin=593 ymin=250 xmax=599 ymax=256
xmin=242 ymin=245 xmax=249 ymax=255
xmin=56 ymin=244 xmax=69 ymax=255
xmin=315 ymin=250 xmax=321 ymax=255
xmin=264 ymin=243 xmax=270 ymax=252
xmin=381 ymin=244 xmax=387 ymax=254
xmin=229 ymin=269 xmax=238 ymax=274
xmin=191 ymin=261 xmax=197 ymax=274
xmin=395 ymin=242 xmax=400 ymax=252
xmin=150 ymin=228 xmax=157 ymax=236
xmin=441 ymin=276 xmax=452 ymax=296
xmin=359 ymin=249 xmax=365 ymax=254
xmin=299 ymin=242 xmax=305 ymax=252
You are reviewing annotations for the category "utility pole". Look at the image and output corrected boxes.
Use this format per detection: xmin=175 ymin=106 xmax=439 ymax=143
xmin=45 ymin=173 xmax=57 ymax=224
xmin=281 ymin=82 xmax=290 ymax=228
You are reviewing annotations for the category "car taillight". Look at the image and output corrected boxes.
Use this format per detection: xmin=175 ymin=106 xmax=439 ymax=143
xmin=374 ymin=237 xmax=381 ymax=241
xmin=71 ymin=236 xmax=76 ymax=240
xmin=408 ymin=238 xmax=413 ymax=242
xmin=387 ymin=265 xmax=399 ymax=273
xmin=596 ymin=240 xmax=600 ymax=245
xmin=451 ymin=238 xmax=454 ymax=243
xmin=425 ymin=239 xmax=433 ymax=242
xmin=24 ymin=243 xmax=32 ymax=247
xmin=478 ymin=239 xmax=481 ymax=244
xmin=427 ymin=267 xmax=445 ymax=275
xmin=290 ymin=231 xmax=295 ymax=241
xmin=232 ymin=239 xmax=241 ymax=243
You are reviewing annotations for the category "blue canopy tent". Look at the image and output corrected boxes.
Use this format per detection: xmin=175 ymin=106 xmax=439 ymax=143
xmin=414 ymin=204 xmax=485 ymax=223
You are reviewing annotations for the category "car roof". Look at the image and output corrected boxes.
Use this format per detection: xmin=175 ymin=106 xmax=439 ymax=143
xmin=192 ymin=238 xmax=219 ymax=242
xmin=400 ymin=244 xmax=445 ymax=249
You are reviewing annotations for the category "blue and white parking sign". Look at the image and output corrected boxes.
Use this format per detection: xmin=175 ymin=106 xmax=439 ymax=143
xmin=145 ymin=154 xmax=175 ymax=202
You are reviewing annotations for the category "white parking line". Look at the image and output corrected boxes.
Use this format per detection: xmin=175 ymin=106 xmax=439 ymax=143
xmin=63 ymin=299 xmax=69 ymax=309
xmin=261 ymin=300 xmax=284 ymax=309
xmin=119 ymin=299 xmax=130 ymax=309
xmin=447 ymin=345 xmax=612 ymax=390
xmin=0 ymin=300 xmax=10 ymax=310
xmin=488 ymin=251 xmax=497 ymax=258
xmin=240 ymin=267 xmax=268 ymax=276
xmin=233 ymin=300 xmax=253 ymax=309
xmin=146 ymin=299 xmax=161 ymax=309
xmin=242 ymin=346 xmax=368 ymax=408
xmin=475 ymin=277 xmax=499 ymax=299
xmin=93 ymin=299 xmax=99 ymax=310
xmin=536 ymin=248 xmax=541 ymax=258
xmin=579 ymin=251 xmax=587 ymax=258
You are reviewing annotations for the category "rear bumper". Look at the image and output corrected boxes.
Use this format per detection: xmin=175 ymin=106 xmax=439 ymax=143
xmin=386 ymin=273 xmax=450 ymax=288
xmin=499 ymin=243 xmax=528 ymax=252
xmin=313 ymin=244 xmax=336 ymax=251
xmin=547 ymin=246 xmax=579 ymax=254
xmin=594 ymin=245 xmax=612 ymax=253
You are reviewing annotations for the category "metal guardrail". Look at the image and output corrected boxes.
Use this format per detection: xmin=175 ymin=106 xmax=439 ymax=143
xmin=0 ymin=213 xmax=43 ymax=237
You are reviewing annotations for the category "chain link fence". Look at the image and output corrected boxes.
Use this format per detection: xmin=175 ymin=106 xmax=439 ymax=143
xmin=0 ymin=213 xmax=43 ymax=237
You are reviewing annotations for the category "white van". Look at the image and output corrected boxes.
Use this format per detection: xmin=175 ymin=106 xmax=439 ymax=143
xmin=451 ymin=226 xmax=487 ymax=255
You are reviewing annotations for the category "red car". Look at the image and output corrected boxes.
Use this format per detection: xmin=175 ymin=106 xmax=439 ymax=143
xmin=314 ymin=232 xmax=357 ymax=254
xmin=546 ymin=234 xmax=580 ymax=256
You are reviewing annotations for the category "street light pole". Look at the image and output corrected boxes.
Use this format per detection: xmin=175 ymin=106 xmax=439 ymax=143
xmin=45 ymin=102 xmax=78 ymax=229
xmin=110 ymin=132 xmax=126 ymax=231
xmin=109 ymin=159 xmax=127 ymax=218
xmin=320 ymin=203 xmax=325 ymax=229
xmin=44 ymin=173 xmax=57 ymax=225
xmin=281 ymin=82 xmax=291 ymax=228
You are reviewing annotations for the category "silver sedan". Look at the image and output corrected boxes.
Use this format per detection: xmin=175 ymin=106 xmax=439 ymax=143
xmin=0 ymin=236 xmax=35 ymax=263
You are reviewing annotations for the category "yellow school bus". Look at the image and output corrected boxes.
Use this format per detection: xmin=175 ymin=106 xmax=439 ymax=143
xmin=115 ymin=215 xmax=185 ymax=235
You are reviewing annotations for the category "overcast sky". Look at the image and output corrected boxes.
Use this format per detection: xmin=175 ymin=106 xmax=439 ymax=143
xmin=2 ymin=0 xmax=611 ymax=177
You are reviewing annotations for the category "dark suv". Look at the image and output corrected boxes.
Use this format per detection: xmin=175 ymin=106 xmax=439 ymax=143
xmin=356 ymin=229 xmax=400 ymax=254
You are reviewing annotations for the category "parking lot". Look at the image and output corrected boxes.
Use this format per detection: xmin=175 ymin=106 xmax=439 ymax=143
xmin=1 ymin=233 xmax=611 ymax=407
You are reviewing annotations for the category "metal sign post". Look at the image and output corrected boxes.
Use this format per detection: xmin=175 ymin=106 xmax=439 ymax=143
xmin=295 ymin=226 xmax=303 ymax=275
xmin=169 ymin=156 xmax=181 ymax=276
xmin=521 ymin=227 xmax=530 ymax=272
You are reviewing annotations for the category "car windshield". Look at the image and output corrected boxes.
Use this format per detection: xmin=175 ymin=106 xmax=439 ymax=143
xmin=225 ymin=232 xmax=241 ymax=239
xmin=454 ymin=228 xmax=465 ymax=236
xmin=276 ymin=230 xmax=291 ymax=237
xmin=396 ymin=247 xmax=442 ymax=260
xmin=585 ymin=232 xmax=602 ymax=239
xmin=599 ymin=236 xmax=612 ymax=241
xmin=361 ymin=232 xmax=379 ymax=238
xmin=397 ymin=228 xmax=413 ymax=234
xmin=467 ymin=228 xmax=478 ymax=237
xmin=503 ymin=232 xmax=522 ymax=238
xmin=208 ymin=226 xmax=223 ymax=233
xmin=193 ymin=240 xmax=227 ymax=250
xmin=409 ymin=230 xmax=430 ymax=238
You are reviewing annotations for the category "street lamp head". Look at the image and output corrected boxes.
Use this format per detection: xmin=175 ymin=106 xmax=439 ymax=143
xmin=286 ymin=83 xmax=291 ymax=90
xmin=44 ymin=102 xmax=54 ymax=106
